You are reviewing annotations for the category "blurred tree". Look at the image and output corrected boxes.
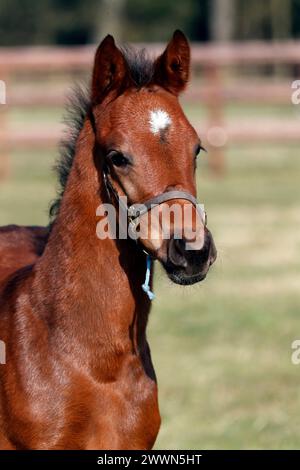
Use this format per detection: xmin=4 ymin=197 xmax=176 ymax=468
xmin=0 ymin=0 xmax=299 ymax=46
xmin=0 ymin=0 xmax=99 ymax=45
xmin=270 ymin=0 xmax=292 ymax=40
xmin=292 ymin=0 xmax=300 ymax=37
xmin=40 ymin=0 xmax=100 ymax=45
xmin=210 ymin=0 xmax=235 ymax=42
xmin=94 ymin=0 xmax=126 ymax=42
xmin=270 ymin=0 xmax=292 ymax=76
xmin=0 ymin=0 xmax=41 ymax=45
xmin=123 ymin=0 xmax=201 ymax=42
xmin=237 ymin=0 xmax=272 ymax=40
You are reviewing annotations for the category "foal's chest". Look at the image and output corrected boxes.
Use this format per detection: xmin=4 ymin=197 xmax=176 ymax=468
xmin=56 ymin=355 xmax=161 ymax=450
xmin=85 ymin=361 xmax=160 ymax=449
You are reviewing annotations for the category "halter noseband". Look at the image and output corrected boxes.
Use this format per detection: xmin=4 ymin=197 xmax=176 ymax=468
xmin=103 ymin=170 xmax=207 ymax=231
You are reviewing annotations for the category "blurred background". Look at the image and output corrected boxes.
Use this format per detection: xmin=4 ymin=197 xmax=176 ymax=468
xmin=0 ymin=0 xmax=300 ymax=449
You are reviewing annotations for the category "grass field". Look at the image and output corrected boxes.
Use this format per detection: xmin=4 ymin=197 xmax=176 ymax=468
xmin=0 ymin=102 xmax=300 ymax=449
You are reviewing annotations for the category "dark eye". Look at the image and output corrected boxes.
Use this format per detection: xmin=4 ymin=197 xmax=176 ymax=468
xmin=108 ymin=151 xmax=129 ymax=168
xmin=195 ymin=144 xmax=205 ymax=157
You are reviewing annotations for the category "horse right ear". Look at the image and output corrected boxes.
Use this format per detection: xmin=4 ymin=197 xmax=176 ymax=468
xmin=91 ymin=35 xmax=130 ymax=105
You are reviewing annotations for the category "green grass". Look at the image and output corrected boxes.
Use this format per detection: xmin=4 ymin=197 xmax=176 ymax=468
xmin=150 ymin=143 xmax=300 ymax=449
xmin=0 ymin=103 xmax=300 ymax=449
xmin=0 ymin=149 xmax=56 ymax=225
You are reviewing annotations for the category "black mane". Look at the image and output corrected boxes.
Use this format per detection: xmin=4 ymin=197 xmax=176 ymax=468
xmin=49 ymin=46 xmax=155 ymax=222
xmin=122 ymin=46 xmax=155 ymax=88
xmin=49 ymin=85 xmax=90 ymax=221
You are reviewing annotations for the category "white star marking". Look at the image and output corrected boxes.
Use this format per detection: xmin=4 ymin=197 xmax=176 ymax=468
xmin=149 ymin=109 xmax=172 ymax=135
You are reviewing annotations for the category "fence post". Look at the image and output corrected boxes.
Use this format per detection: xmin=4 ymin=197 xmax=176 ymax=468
xmin=0 ymin=70 xmax=9 ymax=181
xmin=205 ymin=63 xmax=226 ymax=175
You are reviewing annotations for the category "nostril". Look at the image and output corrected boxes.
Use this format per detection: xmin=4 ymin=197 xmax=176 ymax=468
xmin=168 ymin=238 xmax=188 ymax=269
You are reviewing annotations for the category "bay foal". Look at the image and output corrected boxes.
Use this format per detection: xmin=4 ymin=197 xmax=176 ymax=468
xmin=0 ymin=31 xmax=216 ymax=449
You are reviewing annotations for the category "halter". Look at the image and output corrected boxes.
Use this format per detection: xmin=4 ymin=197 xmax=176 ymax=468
xmin=103 ymin=169 xmax=207 ymax=300
xmin=103 ymin=170 xmax=206 ymax=229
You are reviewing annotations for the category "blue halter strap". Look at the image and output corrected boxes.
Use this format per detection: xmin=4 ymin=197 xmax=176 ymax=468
xmin=142 ymin=255 xmax=155 ymax=301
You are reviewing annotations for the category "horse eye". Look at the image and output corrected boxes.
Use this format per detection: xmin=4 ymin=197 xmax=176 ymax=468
xmin=108 ymin=151 xmax=129 ymax=168
xmin=195 ymin=144 xmax=205 ymax=157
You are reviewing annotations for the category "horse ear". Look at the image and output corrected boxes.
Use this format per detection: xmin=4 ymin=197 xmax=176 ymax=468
xmin=91 ymin=35 xmax=130 ymax=104
xmin=153 ymin=30 xmax=190 ymax=95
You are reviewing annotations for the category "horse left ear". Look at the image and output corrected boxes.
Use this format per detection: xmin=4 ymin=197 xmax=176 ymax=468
xmin=91 ymin=35 xmax=130 ymax=104
xmin=153 ymin=30 xmax=190 ymax=95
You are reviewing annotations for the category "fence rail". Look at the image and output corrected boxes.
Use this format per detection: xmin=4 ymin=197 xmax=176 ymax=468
xmin=1 ymin=41 xmax=300 ymax=69
xmin=6 ymin=80 xmax=294 ymax=107
xmin=0 ymin=41 xmax=300 ymax=177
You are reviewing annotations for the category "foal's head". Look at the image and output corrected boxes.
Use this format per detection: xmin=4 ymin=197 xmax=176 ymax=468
xmin=91 ymin=30 xmax=216 ymax=285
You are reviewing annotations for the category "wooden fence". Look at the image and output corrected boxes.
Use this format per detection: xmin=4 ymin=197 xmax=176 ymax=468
xmin=0 ymin=41 xmax=300 ymax=178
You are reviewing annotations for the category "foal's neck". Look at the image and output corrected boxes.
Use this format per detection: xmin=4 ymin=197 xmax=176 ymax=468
xmin=35 ymin=117 xmax=151 ymax=370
